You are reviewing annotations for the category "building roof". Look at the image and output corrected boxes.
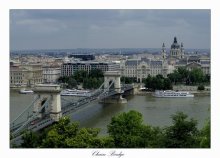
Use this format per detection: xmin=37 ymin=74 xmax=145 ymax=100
xmin=150 ymin=60 xmax=162 ymax=66
xmin=188 ymin=55 xmax=200 ymax=62
xmin=140 ymin=58 xmax=150 ymax=63
xmin=176 ymin=59 xmax=187 ymax=65
xmin=125 ymin=60 xmax=138 ymax=66
xmin=171 ymin=37 xmax=180 ymax=49
xmin=200 ymin=61 xmax=210 ymax=65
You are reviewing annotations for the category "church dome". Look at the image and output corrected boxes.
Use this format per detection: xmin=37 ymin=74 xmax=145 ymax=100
xmin=171 ymin=37 xmax=180 ymax=49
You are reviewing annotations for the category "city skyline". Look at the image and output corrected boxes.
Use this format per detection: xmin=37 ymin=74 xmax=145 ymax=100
xmin=10 ymin=9 xmax=211 ymax=50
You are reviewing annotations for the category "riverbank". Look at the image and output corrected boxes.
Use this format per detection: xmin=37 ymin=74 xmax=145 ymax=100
xmin=135 ymin=89 xmax=211 ymax=96
xmin=135 ymin=91 xmax=210 ymax=97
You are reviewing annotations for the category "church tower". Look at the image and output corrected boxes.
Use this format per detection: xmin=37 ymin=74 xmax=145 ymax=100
xmin=180 ymin=42 xmax=185 ymax=59
xmin=161 ymin=43 xmax=166 ymax=59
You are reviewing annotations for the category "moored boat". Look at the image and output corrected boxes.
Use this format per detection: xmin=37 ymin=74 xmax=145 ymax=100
xmin=61 ymin=89 xmax=91 ymax=97
xmin=153 ymin=90 xmax=194 ymax=98
xmin=19 ymin=89 xmax=34 ymax=94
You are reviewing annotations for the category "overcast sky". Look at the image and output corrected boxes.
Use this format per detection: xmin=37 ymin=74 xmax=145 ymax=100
xmin=10 ymin=9 xmax=210 ymax=50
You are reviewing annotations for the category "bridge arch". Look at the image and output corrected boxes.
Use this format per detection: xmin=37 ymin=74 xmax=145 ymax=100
xmin=33 ymin=84 xmax=62 ymax=121
xmin=104 ymin=71 xmax=121 ymax=93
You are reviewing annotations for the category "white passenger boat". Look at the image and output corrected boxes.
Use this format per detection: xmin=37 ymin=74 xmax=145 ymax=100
xmin=19 ymin=89 xmax=34 ymax=94
xmin=153 ymin=90 xmax=194 ymax=98
xmin=61 ymin=89 xmax=91 ymax=97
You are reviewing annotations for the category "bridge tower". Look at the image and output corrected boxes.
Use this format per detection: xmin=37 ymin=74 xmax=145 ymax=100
xmin=33 ymin=84 xmax=62 ymax=121
xmin=103 ymin=71 xmax=127 ymax=104
xmin=104 ymin=71 xmax=121 ymax=93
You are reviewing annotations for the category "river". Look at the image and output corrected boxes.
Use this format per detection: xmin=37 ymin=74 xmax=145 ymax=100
xmin=10 ymin=91 xmax=210 ymax=135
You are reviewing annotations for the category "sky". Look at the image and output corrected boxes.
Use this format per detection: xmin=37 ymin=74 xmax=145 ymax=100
xmin=10 ymin=9 xmax=211 ymax=50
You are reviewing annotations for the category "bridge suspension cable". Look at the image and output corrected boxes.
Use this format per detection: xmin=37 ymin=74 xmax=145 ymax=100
xmin=11 ymin=96 xmax=51 ymax=137
xmin=10 ymin=95 xmax=39 ymax=131
xmin=61 ymin=80 xmax=115 ymax=115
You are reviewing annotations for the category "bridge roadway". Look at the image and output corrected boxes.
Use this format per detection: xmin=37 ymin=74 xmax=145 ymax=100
xmin=10 ymin=83 xmax=133 ymax=144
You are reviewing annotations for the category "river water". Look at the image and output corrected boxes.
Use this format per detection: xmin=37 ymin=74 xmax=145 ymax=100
xmin=10 ymin=92 xmax=210 ymax=135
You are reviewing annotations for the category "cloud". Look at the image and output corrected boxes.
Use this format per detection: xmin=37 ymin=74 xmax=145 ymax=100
xmin=10 ymin=9 xmax=210 ymax=50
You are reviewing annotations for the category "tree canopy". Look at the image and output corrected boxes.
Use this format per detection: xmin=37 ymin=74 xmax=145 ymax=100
xmin=144 ymin=74 xmax=172 ymax=90
xmin=17 ymin=110 xmax=210 ymax=148
xmin=58 ymin=69 xmax=104 ymax=89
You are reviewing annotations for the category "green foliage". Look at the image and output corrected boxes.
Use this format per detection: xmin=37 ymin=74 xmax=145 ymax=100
xmin=57 ymin=76 xmax=70 ymax=84
xmin=58 ymin=69 xmax=104 ymax=89
xmin=189 ymin=68 xmax=204 ymax=85
xmin=163 ymin=112 xmax=199 ymax=148
xmin=121 ymin=77 xmax=137 ymax=84
xmin=204 ymin=74 xmax=210 ymax=83
xmin=198 ymin=119 xmax=210 ymax=148
xmin=89 ymin=69 xmax=104 ymax=78
xmin=108 ymin=110 xmax=145 ymax=148
xmin=144 ymin=75 xmax=172 ymax=90
xmin=21 ymin=130 xmax=41 ymax=148
xmin=198 ymin=85 xmax=205 ymax=91
xmin=67 ymin=77 xmax=78 ymax=89
xmin=20 ymin=116 xmax=115 ymax=148
xmin=74 ymin=70 xmax=88 ymax=83
xmin=107 ymin=110 xmax=165 ymax=148
xmin=167 ymin=67 xmax=208 ymax=85
xmin=19 ymin=111 xmax=210 ymax=148
xmin=177 ymin=67 xmax=190 ymax=83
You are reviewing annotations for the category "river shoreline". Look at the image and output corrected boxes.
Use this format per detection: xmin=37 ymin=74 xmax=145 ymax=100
xmin=135 ymin=91 xmax=210 ymax=96
xmin=11 ymin=85 xmax=211 ymax=96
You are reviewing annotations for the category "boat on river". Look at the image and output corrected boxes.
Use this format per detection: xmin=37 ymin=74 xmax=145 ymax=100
xmin=153 ymin=90 xmax=194 ymax=98
xmin=61 ymin=89 xmax=91 ymax=97
xmin=19 ymin=89 xmax=34 ymax=94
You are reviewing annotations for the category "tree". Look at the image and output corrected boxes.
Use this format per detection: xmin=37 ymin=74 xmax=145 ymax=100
xmin=189 ymin=68 xmax=204 ymax=85
xmin=121 ymin=77 xmax=134 ymax=84
xmin=163 ymin=78 xmax=173 ymax=90
xmin=89 ymin=69 xmax=104 ymax=78
xmin=144 ymin=75 xmax=152 ymax=89
xmin=163 ymin=112 xmax=199 ymax=148
xmin=198 ymin=85 xmax=205 ymax=91
xmin=67 ymin=78 xmax=78 ymax=89
xmin=199 ymin=119 xmax=210 ymax=148
xmin=204 ymin=74 xmax=210 ymax=83
xmin=107 ymin=110 xmax=145 ymax=148
xmin=57 ymin=76 xmax=69 ymax=84
xmin=167 ymin=70 xmax=181 ymax=84
xmin=177 ymin=67 xmax=190 ymax=83
xmin=21 ymin=131 xmax=41 ymax=148
xmin=17 ymin=110 xmax=210 ymax=148
xmin=74 ymin=70 xmax=88 ymax=83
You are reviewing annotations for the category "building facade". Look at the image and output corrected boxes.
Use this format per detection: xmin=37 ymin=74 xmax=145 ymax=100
xmin=162 ymin=37 xmax=210 ymax=75
xmin=10 ymin=63 xmax=43 ymax=87
xmin=43 ymin=65 xmax=61 ymax=83
xmin=120 ymin=58 xmax=169 ymax=82
xmin=61 ymin=61 xmax=120 ymax=77
xmin=10 ymin=65 xmax=29 ymax=87
xmin=175 ymin=55 xmax=210 ymax=75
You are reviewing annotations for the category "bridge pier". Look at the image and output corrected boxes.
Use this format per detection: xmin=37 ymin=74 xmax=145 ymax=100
xmin=33 ymin=84 xmax=62 ymax=121
xmin=102 ymin=71 xmax=127 ymax=104
xmin=100 ymin=94 xmax=127 ymax=104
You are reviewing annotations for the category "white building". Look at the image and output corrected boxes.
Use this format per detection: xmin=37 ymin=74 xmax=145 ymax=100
xmin=10 ymin=63 xmax=43 ymax=87
xmin=120 ymin=58 xmax=169 ymax=82
xmin=43 ymin=65 xmax=61 ymax=83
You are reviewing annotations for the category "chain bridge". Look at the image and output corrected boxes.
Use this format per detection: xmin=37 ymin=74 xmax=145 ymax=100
xmin=10 ymin=71 xmax=134 ymax=145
